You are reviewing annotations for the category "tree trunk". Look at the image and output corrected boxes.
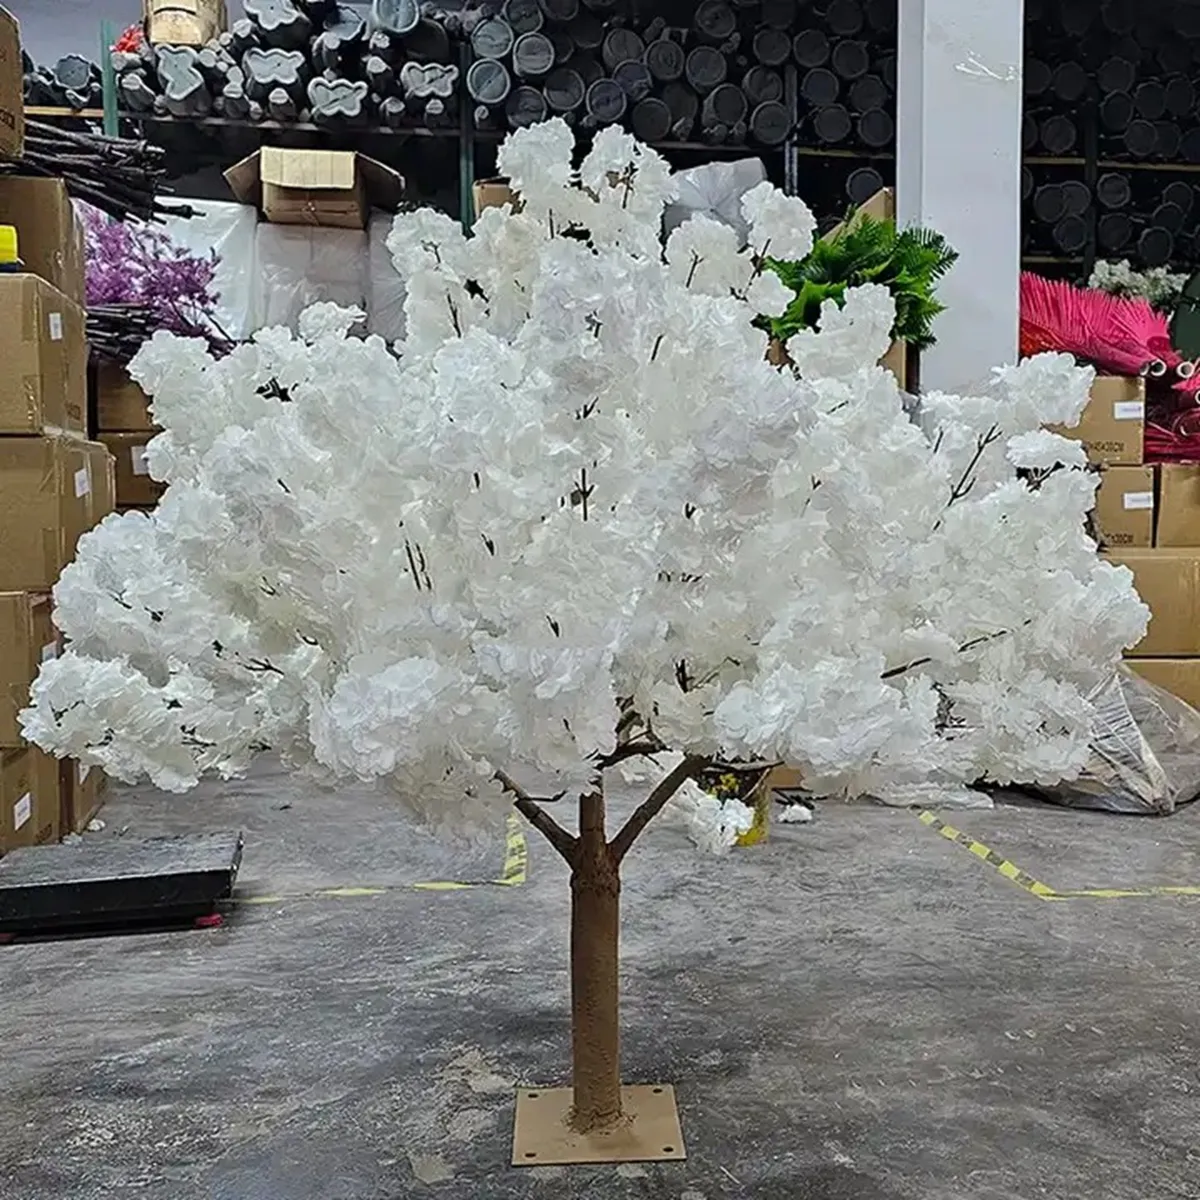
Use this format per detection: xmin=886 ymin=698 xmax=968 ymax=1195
xmin=568 ymin=789 xmax=623 ymax=1133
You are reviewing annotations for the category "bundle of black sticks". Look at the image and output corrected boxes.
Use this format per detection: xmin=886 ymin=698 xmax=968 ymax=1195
xmin=2 ymin=119 xmax=195 ymax=223
xmin=86 ymin=303 xmax=160 ymax=365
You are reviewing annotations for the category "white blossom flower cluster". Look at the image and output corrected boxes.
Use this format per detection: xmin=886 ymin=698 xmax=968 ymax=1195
xmin=669 ymin=780 xmax=755 ymax=855
xmin=22 ymin=119 xmax=1148 ymax=824
xmin=1088 ymin=259 xmax=1188 ymax=311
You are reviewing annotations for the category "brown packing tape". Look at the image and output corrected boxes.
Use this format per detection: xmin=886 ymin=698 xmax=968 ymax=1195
xmin=21 ymin=375 xmax=37 ymax=430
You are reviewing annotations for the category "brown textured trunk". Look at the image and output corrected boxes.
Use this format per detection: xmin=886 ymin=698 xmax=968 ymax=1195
xmin=568 ymin=787 xmax=623 ymax=1133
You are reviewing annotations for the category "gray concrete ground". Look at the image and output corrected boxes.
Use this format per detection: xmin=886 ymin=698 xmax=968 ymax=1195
xmin=2 ymin=762 xmax=1200 ymax=1199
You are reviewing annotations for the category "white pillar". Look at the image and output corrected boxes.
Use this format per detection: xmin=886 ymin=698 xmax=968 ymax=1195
xmin=896 ymin=0 xmax=1025 ymax=392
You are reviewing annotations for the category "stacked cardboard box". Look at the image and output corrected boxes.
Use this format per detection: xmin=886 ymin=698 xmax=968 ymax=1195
xmin=1055 ymin=375 xmax=1200 ymax=709
xmin=0 ymin=593 xmax=59 ymax=849
xmin=0 ymin=18 xmax=112 ymax=848
xmin=96 ymin=361 xmax=164 ymax=511
xmin=0 ymin=5 xmax=22 ymax=163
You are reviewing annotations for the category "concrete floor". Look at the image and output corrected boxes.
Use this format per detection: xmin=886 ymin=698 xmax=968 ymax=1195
xmin=2 ymin=763 xmax=1200 ymax=1199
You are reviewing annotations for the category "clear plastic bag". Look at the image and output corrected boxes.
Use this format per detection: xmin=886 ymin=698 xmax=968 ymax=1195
xmin=1032 ymin=666 xmax=1200 ymax=815
xmin=253 ymin=223 xmax=368 ymax=332
xmin=158 ymin=200 xmax=259 ymax=340
xmin=662 ymin=158 xmax=768 ymax=245
xmin=366 ymin=212 xmax=406 ymax=345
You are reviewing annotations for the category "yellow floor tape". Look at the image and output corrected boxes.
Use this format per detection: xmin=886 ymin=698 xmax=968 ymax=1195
xmin=918 ymin=810 xmax=1200 ymax=901
xmin=241 ymin=813 xmax=528 ymax=906
xmin=918 ymin=811 xmax=1056 ymax=899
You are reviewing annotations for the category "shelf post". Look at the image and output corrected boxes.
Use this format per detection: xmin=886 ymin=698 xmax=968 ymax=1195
xmin=459 ymin=41 xmax=474 ymax=233
xmin=100 ymin=19 xmax=119 ymax=138
xmin=896 ymin=0 xmax=1025 ymax=391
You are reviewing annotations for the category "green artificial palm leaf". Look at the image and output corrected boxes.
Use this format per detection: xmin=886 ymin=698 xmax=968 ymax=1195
xmin=762 ymin=209 xmax=957 ymax=352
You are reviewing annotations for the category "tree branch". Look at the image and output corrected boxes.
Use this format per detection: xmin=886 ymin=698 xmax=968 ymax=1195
xmin=609 ymin=755 xmax=709 ymax=864
xmin=594 ymin=738 xmax=666 ymax=770
xmin=495 ymin=770 xmax=577 ymax=863
xmin=709 ymin=758 xmax=782 ymax=774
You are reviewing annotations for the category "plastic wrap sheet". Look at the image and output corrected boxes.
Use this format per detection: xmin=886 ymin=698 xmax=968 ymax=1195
xmin=662 ymin=158 xmax=768 ymax=245
xmin=159 ymin=201 xmax=259 ymax=341
xmin=366 ymin=212 xmax=406 ymax=345
xmin=1034 ymin=667 xmax=1200 ymax=815
xmin=253 ymin=223 xmax=369 ymax=332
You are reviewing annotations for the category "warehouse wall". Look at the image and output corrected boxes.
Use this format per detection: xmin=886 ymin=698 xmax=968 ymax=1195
xmin=6 ymin=0 xmax=142 ymax=64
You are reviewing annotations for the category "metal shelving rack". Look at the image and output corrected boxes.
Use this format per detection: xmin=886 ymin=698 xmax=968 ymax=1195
xmin=27 ymin=8 xmax=899 ymax=234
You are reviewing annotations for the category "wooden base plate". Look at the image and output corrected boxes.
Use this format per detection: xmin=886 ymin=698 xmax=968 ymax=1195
xmin=512 ymin=1084 xmax=686 ymax=1167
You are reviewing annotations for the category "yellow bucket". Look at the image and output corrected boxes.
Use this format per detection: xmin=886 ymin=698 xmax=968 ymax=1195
xmin=735 ymin=782 xmax=771 ymax=847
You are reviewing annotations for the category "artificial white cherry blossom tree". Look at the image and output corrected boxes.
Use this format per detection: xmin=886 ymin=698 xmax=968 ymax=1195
xmin=23 ymin=120 xmax=1146 ymax=1160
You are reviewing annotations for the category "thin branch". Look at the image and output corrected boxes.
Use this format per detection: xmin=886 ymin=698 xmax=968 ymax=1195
xmin=945 ymin=424 xmax=1002 ymax=509
xmin=880 ymin=625 xmax=1021 ymax=681
xmin=709 ymin=758 xmax=783 ymax=774
xmin=595 ymin=738 xmax=666 ymax=771
xmin=615 ymin=705 xmax=644 ymax=739
xmin=610 ymin=755 xmax=709 ymax=864
xmin=495 ymin=770 xmax=577 ymax=863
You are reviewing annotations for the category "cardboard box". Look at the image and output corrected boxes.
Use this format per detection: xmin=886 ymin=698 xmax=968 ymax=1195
xmin=765 ymin=766 xmax=805 ymax=792
xmin=826 ymin=185 xmax=895 ymax=239
xmin=0 ymin=436 xmax=110 ymax=591
xmin=821 ymin=188 xmax=908 ymax=390
xmin=1103 ymin=548 xmax=1200 ymax=656
xmin=1051 ymin=375 xmax=1145 ymax=465
xmin=473 ymin=177 xmax=518 ymax=219
xmin=225 ymin=147 xmax=405 ymax=230
xmin=0 ymin=592 xmax=56 ymax=747
xmin=96 ymin=362 xmax=157 ymax=433
xmin=1093 ymin=465 xmax=1155 ymax=548
xmin=100 ymin=432 xmax=164 ymax=508
xmin=60 ymin=758 xmax=107 ymax=834
xmin=88 ymin=438 xmax=116 ymax=523
xmin=0 ymin=177 xmax=86 ymax=306
xmin=0 ymin=7 xmax=24 ymax=161
xmin=0 ymin=275 xmax=87 ymax=435
xmin=144 ymin=0 xmax=227 ymax=45
xmin=1127 ymin=658 xmax=1200 ymax=712
xmin=0 ymin=745 xmax=59 ymax=853
xmin=1156 ymin=464 xmax=1200 ymax=548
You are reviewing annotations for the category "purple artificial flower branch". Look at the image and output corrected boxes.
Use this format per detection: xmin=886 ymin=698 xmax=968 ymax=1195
xmin=79 ymin=202 xmax=228 ymax=353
